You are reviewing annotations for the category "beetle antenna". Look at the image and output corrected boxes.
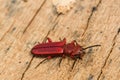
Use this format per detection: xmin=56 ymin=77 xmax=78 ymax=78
xmin=35 ymin=58 xmax=48 ymax=69
xmin=83 ymin=45 xmax=101 ymax=50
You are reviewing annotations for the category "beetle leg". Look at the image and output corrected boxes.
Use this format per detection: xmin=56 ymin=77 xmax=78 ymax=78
xmin=58 ymin=54 xmax=65 ymax=67
xmin=71 ymin=40 xmax=75 ymax=43
xmin=35 ymin=56 xmax=52 ymax=69
xmin=71 ymin=59 xmax=78 ymax=70
xmin=42 ymin=37 xmax=52 ymax=43
xmin=73 ymin=40 xmax=79 ymax=46
xmin=70 ymin=40 xmax=76 ymax=46
xmin=58 ymin=57 xmax=63 ymax=67
xmin=47 ymin=37 xmax=52 ymax=43
xmin=59 ymin=37 xmax=62 ymax=41
xmin=59 ymin=38 xmax=66 ymax=42
xmin=62 ymin=38 xmax=66 ymax=45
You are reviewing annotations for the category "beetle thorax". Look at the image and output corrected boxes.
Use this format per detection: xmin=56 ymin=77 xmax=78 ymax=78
xmin=64 ymin=42 xmax=84 ymax=59
xmin=64 ymin=43 xmax=75 ymax=55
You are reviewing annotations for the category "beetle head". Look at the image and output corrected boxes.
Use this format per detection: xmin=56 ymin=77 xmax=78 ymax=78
xmin=70 ymin=45 xmax=85 ymax=59
xmin=64 ymin=41 xmax=85 ymax=59
xmin=71 ymin=44 xmax=101 ymax=59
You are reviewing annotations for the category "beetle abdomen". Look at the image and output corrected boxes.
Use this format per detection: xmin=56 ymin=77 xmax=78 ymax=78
xmin=31 ymin=47 xmax=63 ymax=55
xmin=33 ymin=41 xmax=65 ymax=49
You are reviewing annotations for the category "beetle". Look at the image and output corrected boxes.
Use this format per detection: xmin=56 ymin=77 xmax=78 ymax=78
xmin=31 ymin=37 xmax=100 ymax=69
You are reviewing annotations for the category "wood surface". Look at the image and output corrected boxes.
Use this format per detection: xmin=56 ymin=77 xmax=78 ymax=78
xmin=0 ymin=0 xmax=120 ymax=80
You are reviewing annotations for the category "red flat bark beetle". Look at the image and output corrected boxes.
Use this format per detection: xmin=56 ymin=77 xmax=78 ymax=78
xmin=31 ymin=37 xmax=100 ymax=69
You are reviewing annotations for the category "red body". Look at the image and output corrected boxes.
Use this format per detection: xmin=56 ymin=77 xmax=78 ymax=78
xmin=31 ymin=38 xmax=85 ymax=59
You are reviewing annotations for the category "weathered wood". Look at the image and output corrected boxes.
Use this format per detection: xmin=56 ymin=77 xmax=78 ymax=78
xmin=0 ymin=0 xmax=119 ymax=80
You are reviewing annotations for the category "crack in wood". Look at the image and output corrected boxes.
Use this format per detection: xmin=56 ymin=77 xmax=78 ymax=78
xmin=20 ymin=1 xmax=47 ymax=80
xmin=97 ymin=29 xmax=120 ymax=80
xmin=66 ymin=0 xmax=103 ymax=79
xmin=0 ymin=20 xmax=15 ymax=41
xmin=20 ymin=9 xmax=60 ymax=80
xmin=21 ymin=55 xmax=35 ymax=80
xmin=82 ymin=0 xmax=102 ymax=36
xmin=22 ymin=0 xmax=47 ymax=34
xmin=42 ymin=12 xmax=61 ymax=42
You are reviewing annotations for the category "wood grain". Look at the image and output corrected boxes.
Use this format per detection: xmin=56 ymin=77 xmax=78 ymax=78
xmin=0 ymin=0 xmax=119 ymax=80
